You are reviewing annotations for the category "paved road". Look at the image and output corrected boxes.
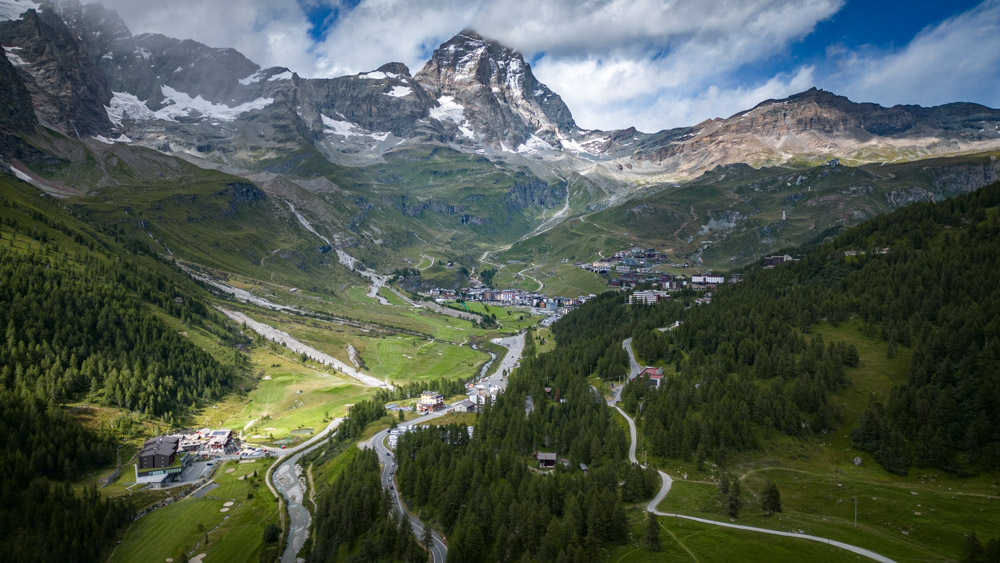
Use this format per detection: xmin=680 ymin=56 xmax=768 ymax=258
xmin=364 ymin=409 xmax=453 ymax=563
xmin=270 ymin=418 xmax=343 ymax=563
xmin=610 ymin=337 xmax=643 ymax=404
xmin=614 ymin=338 xmax=894 ymax=563
xmin=486 ymin=332 xmax=525 ymax=392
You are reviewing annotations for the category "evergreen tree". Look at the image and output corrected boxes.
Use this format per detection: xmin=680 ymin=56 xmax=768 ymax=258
xmin=644 ymin=512 xmax=661 ymax=551
xmin=727 ymin=481 xmax=742 ymax=518
xmin=762 ymin=481 xmax=782 ymax=515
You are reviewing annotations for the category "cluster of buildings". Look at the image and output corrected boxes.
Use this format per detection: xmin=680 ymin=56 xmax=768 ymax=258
xmin=388 ymin=424 xmax=474 ymax=449
xmin=579 ymin=247 xmax=672 ymax=275
xmin=420 ymin=286 xmax=594 ymax=314
xmin=134 ymin=428 xmax=238 ymax=488
xmin=178 ymin=428 xmax=237 ymax=455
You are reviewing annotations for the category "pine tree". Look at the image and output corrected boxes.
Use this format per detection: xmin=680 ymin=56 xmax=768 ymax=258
xmin=727 ymin=481 xmax=742 ymax=518
xmin=422 ymin=523 xmax=434 ymax=561
xmin=762 ymin=481 xmax=782 ymax=515
xmin=644 ymin=512 xmax=661 ymax=551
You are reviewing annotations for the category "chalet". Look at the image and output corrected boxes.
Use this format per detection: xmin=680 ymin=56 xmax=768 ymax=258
xmin=536 ymin=451 xmax=557 ymax=469
xmin=454 ymin=399 xmax=477 ymax=413
xmin=208 ymin=429 xmax=234 ymax=453
xmin=640 ymin=366 xmax=664 ymax=388
xmin=417 ymin=390 xmax=445 ymax=413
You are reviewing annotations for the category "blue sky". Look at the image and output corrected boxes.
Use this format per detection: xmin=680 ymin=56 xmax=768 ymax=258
xmin=99 ymin=0 xmax=1000 ymax=132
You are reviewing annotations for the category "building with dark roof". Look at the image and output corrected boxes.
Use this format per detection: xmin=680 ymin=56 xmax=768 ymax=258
xmin=135 ymin=435 xmax=190 ymax=487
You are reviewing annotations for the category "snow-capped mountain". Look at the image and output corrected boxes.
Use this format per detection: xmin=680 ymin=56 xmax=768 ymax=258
xmin=2 ymin=0 xmax=1000 ymax=180
xmin=413 ymin=30 xmax=576 ymax=151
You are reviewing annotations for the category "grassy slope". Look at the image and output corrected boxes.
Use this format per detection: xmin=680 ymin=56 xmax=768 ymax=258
xmin=644 ymin=320 xmax=1000 ymax=562
xmin=501 ymin=151 xmax=1000 ymax=276
xmin=108 ymin=458 xmax=278 ymax=563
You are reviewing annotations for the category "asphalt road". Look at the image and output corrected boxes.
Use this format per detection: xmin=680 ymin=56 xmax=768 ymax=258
xmin=486 ymin=332 xmax=525 ymax=392
xmin=365 ymin=408 xmax=453 ymax=563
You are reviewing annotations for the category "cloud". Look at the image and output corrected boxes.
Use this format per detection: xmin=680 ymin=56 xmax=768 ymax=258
xmin=95 ymin=0 xmax=840 ymax=131
xmin=824 ymin=0 xmax=1000 ymax=108
xmin=94 ymin=0 xmax=318 ymax=74
xmin=90 ymin=0 xmax=1000 ymax=133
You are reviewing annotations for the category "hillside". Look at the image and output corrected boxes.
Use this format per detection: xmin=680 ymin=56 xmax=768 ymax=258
xmin=0 ymin=172 xmax=252 ymax=560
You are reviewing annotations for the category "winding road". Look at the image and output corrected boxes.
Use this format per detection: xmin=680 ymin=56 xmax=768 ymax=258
xmin=614 ymin=338 xmax=895 ymax=563
xmin=366 ymin=418 xmax=450 ymax=563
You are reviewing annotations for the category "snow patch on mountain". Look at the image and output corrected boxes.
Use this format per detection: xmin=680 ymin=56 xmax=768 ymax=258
xmin=268 ymin=70 xmax=293 ymax=81
xmin=385 ymin=85 xmax=411 ymax=98
xmin=155 ymin=86 xmax=272 ymax=122
xmin=0 ymin=0 xmax=39 ymax=22
xmin=430 ymin=95 xmax=475 ymax=139
xmin=238 ymin=70 xmax=264 ymax=85
xmin=517 ymin=134 xmax=554 ymax=153
xmin=321 ymin=114 xmax=389 ymax=141
xmin=3 ymin=46 xmax=27 ymax=66
xmin=93 ymin=134 xmax=133 ymax=144
xmin=106 ymin=91 xmax=156 ymax=127
xmin=359 ymin=71 xmax=398 ymax=80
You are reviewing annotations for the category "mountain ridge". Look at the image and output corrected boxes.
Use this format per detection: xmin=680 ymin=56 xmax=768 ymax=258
xmin=4 ymin=0 xmax=999 ymax=180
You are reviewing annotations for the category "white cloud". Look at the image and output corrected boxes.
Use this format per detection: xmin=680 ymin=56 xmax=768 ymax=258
xmin=95 ymin=0 xmax=317 ymax=74
xmin=824 ymin=0 xmax=1000 ymax=108
xmin=89 ymin=0 xmax=1000 ymax=133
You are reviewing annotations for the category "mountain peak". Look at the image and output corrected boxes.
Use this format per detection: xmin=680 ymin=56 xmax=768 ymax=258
xmin=414 ymin=29 xmax=576 ymax=147
xmin=375 ymin=62 xmax=411 ymax=77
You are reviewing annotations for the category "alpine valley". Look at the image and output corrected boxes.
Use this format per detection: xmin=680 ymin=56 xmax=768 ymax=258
xmin=1 ymin=1 xmax=999 ymax=562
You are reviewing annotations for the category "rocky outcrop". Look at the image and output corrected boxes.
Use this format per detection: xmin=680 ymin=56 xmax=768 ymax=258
xmin=631 ymin=88 xmax=1000 ymax=175
xmin=0 ymin=7 xmax=112 ymax=136
xmin=0 ymin=44 xmax=36 ymax=134
xmin=414 ymin=29 xmax=577 ymax=149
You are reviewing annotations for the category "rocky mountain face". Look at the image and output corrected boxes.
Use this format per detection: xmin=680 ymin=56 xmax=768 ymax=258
xmin=0 ymin=5 xmax=112 ymax=136
xmin=413 ymin=30 xmax=577 ymax=150
xmin=1 ymin=0 xmax=999 ymax=181
xmin=628 ymin=88 xmax=1000 ymax=175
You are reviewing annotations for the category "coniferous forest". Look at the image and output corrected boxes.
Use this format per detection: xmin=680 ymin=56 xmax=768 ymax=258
xmin=0 ymin=180 xmax=243 ymax=560
xmin=626 ymin=182 xmax=1000 ymax=475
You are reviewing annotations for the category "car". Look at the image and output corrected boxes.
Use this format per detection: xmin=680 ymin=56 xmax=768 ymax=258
xmin=390 ymin=485 xmax=394 ymax=490
xmin=281 ymin=445 xmax=286 ymax=449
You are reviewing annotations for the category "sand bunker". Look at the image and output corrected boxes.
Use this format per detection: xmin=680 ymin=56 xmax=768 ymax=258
xmin=190 ymin=554 xmax=206 ymax=563
xmin=224 ymin=468 xmax=236 ymax=474
xmin=220 ymin=507 xmax=230 ymax=513
xmin=223 ymin=501 xmax=234 ymax=507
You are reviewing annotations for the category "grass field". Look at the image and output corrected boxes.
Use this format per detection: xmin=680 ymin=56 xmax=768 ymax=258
xmin=109 ymin=458 xmax=279 ymax=563
xmin=608 ymin=507 xmax=864 ymax=562
xmin=639 ymin=320 xmax=1000 ymax=562
xmin=362 ymin=335 xmax=487 ymax=384
xmin=207 ymin=347 xmax=375 ymax=443
xmin=447 ymin=301 xmax=539 ymax=332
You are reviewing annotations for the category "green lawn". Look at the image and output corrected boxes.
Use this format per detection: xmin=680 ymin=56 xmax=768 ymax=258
xmin=362 ymin=335 xmax=488 ymax=385
xmin=208 ymin=347 xmax=375 ymax=443
xmin=608 ymin=507 xmax=865 ymax=562
xmin=109 ymin=459 xmax=279 ymax=563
